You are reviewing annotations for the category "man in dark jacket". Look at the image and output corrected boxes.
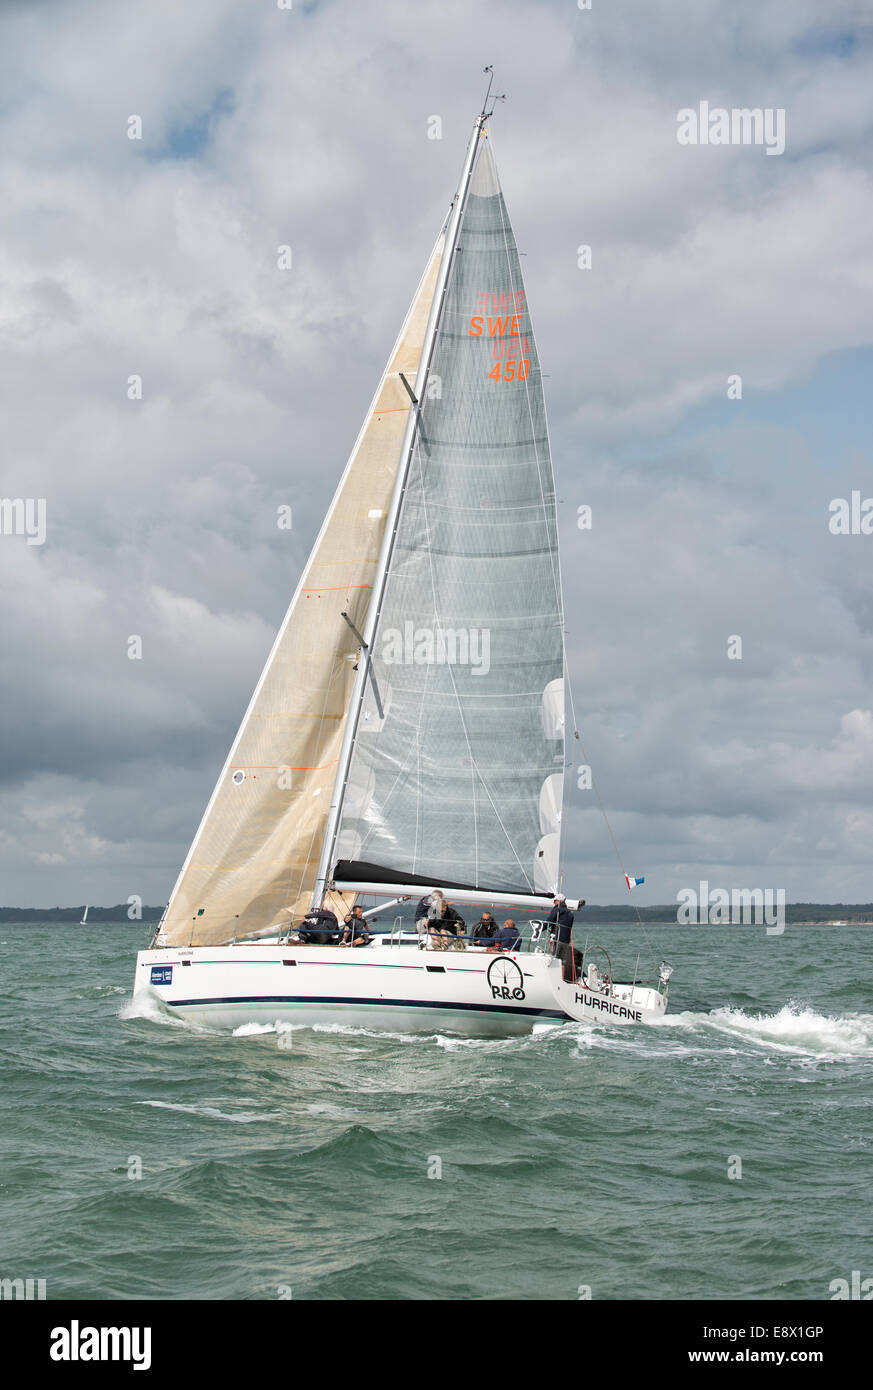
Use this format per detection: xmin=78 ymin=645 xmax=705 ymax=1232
xmin=484 ymin=919 xmax=522 ymax=952
xmin=428 ymin=898 xmax=466 ymax=949
xmin=471 ymin=911 xmax=498 ymax=942
xmin=298 ymin=905 xmax=339 ymax=945
xmin=415 ymin=891 xmax=444 ymax=943
xmin=340 ymin=905 xmax=371 ymax=947
xmin=548 ymin=895 xmax=575 ymax=980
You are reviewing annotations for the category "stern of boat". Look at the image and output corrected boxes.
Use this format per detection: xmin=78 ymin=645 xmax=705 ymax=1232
xmin=548 ymin=958 xmax=673 ymax=1025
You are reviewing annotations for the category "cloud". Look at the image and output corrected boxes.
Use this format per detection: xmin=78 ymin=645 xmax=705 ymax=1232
xmin=1 ymin=0 xmax=872 ymax=905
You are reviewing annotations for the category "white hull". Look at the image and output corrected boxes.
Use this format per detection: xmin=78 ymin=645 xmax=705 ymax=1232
xmin=132 ymin=939 xmax=668 ymax=1035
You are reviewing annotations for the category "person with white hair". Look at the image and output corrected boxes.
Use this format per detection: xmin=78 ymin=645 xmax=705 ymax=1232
xmin=413 ymin=890 xmax=465 ymax=948
xmin=427 ymin=893 xmax=466 ymax=950
xmin=414 ymin=889 xmax=444 ymax=942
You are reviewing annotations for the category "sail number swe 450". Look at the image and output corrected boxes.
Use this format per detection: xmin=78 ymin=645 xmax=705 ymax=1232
xmin=468 ymin=312 xmax=531 ymax=383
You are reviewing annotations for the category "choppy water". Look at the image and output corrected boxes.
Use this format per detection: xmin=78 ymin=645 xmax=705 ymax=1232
xmin=1 ymin=923 xmax=871 ymax=1300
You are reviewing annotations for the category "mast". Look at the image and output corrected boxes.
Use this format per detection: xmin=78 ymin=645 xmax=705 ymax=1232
xmin=312 ymin=111 xmax=488 ymax=906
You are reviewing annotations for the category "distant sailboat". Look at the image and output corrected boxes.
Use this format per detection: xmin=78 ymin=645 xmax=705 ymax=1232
xmin=80 ymin=905 xmax=89 ymax=926
xmin=133 ymin=89 xmax=672 ymax=1034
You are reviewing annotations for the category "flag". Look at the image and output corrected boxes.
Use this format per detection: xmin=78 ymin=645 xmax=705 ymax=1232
xmin=625 ymin=874 xmax=645 ymax=891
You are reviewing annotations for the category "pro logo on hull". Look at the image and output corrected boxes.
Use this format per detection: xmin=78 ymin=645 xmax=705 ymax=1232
xmin=487 ymin=956 xmax=525 ymax=1001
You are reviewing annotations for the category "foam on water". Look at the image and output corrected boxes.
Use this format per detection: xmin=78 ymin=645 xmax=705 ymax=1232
xmin=310 ymin=1021 xmax=434 ymax=1045
xmin=118 ymin=986 xmax=873 ymax=1067
xmin=121 ymin=1004 xmax=571 ymax=1051
xmin=135 ymin=1100 xmax=282 ymax=1123
xmin=118 ymin=990 xmax=218 ymax=1034
xmin=663 ymin=1002 xmax=873 ymax=1059
xmin=232 ymin=1020 xmax=301 ymax=1039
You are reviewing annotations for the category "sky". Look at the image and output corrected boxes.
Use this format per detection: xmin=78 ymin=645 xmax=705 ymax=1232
xmin=1 ymin=0 xmax=872 ymax=908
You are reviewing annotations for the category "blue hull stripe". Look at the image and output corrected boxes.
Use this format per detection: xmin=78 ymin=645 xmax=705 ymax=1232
xmin=165 ymin=993 xmax=568 ymax=1020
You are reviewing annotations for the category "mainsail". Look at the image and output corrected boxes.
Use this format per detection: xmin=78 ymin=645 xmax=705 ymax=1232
xmin=329 ymin=135 xmax=566 ymax=897
xmin=159 ymin=237 xmax=445 ymax=946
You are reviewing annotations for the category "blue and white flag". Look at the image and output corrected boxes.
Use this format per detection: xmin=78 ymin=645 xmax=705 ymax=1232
xmin=625 ymin=874 xmax=645 ymax=891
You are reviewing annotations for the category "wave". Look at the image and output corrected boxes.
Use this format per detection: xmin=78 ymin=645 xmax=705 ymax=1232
xmin=117 ymin=990 xmax=218 ymax=1034
xmin=232 ymin=1020 xmax=301 ymax=1039
xmin=119 ymin=988 xmax=871 ymax=1063
xmin=661 ymin=1002 xmax=873 ymax=1059
xmin=117 ymin=998 xmax=565 ymax=1051
xmin=135 ymin=1099 xmax=283 ymax=1123
xmin=224 ymin=1017 xmax=570 ymax=1059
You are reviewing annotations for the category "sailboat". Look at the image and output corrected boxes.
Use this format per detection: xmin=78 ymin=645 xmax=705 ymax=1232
xmin=80 ymin=905 xmax=89 ymax=926
xmin=133 ymin=93 xmax=672 ymax=1035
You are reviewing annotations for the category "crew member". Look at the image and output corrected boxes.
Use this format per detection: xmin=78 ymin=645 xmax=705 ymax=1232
xmin=428 ymin=896 xmax=466 ymax=950
xmin=340 ymin=905 xmax=371 ymax=947
xmin=485 ymin=919 xmax=522 ymax=952
xmin=548 ymin=894 xmax=575 ymax=980
xmin=298 ymin=904 xmax=339 ymax=945
xmin=471 ymin=911 xmax=498 ymax=942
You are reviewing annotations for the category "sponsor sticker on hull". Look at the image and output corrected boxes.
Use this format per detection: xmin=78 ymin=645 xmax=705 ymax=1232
xmin=150 ymin=965 xmax=173 ymax=986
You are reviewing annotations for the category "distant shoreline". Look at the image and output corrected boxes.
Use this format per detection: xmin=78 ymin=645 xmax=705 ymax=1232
xmin=0 ymin=906 xmax=164 ymax=924
xmin=1 ymin=904 xmax=871 ymax=926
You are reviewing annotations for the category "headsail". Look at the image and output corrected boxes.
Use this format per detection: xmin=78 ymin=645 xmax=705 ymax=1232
xmin=330 ymin=134 xmax=566 ymax=897
xmin=159 ymin=237 xmax=445 ymax=946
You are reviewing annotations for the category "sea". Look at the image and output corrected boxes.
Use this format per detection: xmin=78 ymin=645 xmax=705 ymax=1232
xmin=1 ymin=921 xmax=871 ymax=1302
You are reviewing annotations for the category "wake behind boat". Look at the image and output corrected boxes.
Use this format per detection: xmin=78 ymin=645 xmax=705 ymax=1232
xmin=134 ymin=84 xmax=672 ymax=1035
